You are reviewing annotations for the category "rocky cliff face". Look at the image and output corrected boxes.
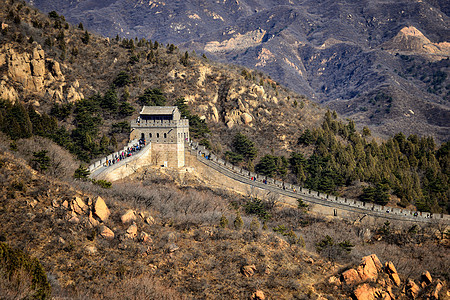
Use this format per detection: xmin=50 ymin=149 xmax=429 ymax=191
xmin=27 ymin=0 xmax=450 ymax=141
xmin=325 ymin=254 xmax=448 ymax=300
xmin=0 ymin=42 xmax=83 ymax=104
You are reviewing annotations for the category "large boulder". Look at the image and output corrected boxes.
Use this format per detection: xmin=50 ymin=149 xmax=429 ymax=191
xmin=341 ymin=255 xmax=383 ymax=285
xmin=353 ymin=284 xmax=391 ymax=300
xmin=121 ymin=209 xmax=136 ymax=224
xmin=431 ymin=280 xmax=443 ymax=299
xmin=88 ymin=211 xmax=99 ymax=227
xmin=421 ymin=271 xmax=432 ymax=286
xmin=94 ymin=196 xmax=110 ymax=222
xmin=99 ymin=225 xmax=114 ymax=239
xmin=357 ymin=254 xmax=382 ymax=282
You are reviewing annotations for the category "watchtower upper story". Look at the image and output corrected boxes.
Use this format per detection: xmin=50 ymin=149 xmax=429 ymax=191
xmin=130 ymin=106 xmax=189 ymax=144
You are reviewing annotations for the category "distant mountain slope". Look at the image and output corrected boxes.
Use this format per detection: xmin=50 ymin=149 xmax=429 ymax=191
xmin=28 ymin=0 xmax=450 ymax=141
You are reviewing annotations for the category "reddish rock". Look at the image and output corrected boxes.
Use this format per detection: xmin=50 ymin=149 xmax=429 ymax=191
xmin=357 ymin=255 xmax=382 ymax=282
xmin=386 ymin=286 xmax=395 ymax=299
xmin=125 ymin=222 xmax=138 ymax=239
xmin=99 ymin=225 xmax=114 ymax=240
xmin=121 ymin=209 xmax=136 ymax=224
xmin=62 ymin=200 xmax=69 ymax=209
xmin=385 ymin=262 xmax=401 ymax=287
xmin=342 ymin=268 xmax=360 ymax=285
xmin=391 ymin=273 xmax=401 ymax=287
xmin=421 ymin=271 xmax=433 ymax=286
xmin=241 ymin=265 xmax=256 ymax=277
xmin=88 ymin=211 xmax=99 ymax=227
xmin=385 ymin=262 xmax=397 ymax=274
xmin=354 ymin=283 xmax=376 ymax=300
xmin=369 ymin=254 xmax=383 ymax=271
xmin=94 ymin=196 xmax=110 ymax=222
xmin=251 ymin=290 xmax=265 ymax=300
xmin=433 ymin=280 xmax=443 ymax=299
xmin=406 ymin=279 xmax=421 ymax=299
xmin=73 ymin=196 xmax=87 ymax=214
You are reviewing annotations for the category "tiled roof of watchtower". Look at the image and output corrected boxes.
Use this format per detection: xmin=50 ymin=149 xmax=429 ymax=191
xmin=140 ymin=106 xmax=180 ymax=117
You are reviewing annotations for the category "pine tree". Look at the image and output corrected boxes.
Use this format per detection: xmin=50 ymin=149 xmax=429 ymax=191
xmin=219 ymin=215 xmax=229 ymax=228
xmin=74 ymin=165 xmax=90 ymax=180
xmin=81 ymin=30 xmax=90 ymax=44
xmin=250 ymin=217 xmax=260 ymax=232
xmin=234 ymin=211 xmax=243 ymax=230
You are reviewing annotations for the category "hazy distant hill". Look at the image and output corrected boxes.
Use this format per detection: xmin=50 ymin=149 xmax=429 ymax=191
xmin=28 ymin=0 xmax=450 ymax=141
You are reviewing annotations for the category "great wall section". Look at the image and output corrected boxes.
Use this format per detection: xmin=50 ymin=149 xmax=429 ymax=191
xmin=88 ymin=141 xmax=450 ymax=225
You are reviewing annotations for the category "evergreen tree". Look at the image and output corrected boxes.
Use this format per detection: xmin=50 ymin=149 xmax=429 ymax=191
xmin=113 ymin=71 xmax=131 ymax=87
xmin=32 ymin=150 xmax=51 ymax=172
xmin=233 ymin=211 xmax=243 ymax=230
xmin=138 ymin=88 xmax=166 ymax=106
xmin=219 ymin=215 xmax=229 ymax=228
xmin=233 ymin=133 xmax=257 ymax=162
xmin=74 ymin=165 xmax=90 ymax=179
xmin=81 ymin=30 xmax=90 ymax=44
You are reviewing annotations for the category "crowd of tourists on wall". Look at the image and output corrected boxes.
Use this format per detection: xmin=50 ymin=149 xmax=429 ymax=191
xmin=104 ymin=138 xmax=146 ymax=167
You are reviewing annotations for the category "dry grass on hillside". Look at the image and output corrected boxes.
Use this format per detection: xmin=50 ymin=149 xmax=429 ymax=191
xmin=0 ymin=135 xmax=449 ymax=299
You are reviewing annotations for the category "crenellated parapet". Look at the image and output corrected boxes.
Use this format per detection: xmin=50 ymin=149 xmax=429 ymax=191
xmin=131 ymin=119 xmax=189 ymax=128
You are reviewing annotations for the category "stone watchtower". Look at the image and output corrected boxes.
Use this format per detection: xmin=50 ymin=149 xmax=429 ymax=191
xmin=130 ymin=106 xmax=189 ymax=168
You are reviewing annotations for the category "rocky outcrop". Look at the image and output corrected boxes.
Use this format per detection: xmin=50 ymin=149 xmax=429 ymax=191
xmin=406 ymin=279 xmax=421 ymax=299
xmin=353 ymin=283 xmax=379 ymax=300
xmin=332 ymin=255 xmax=447 ymax=300
xmin=383 ymin=26 xmax=450 ymax=58
xmin=0 ymin=42 xmax=84 ymax=103
xmin=340 ymin=254 xmax=382 ymax=285
xmin=341 ymin=268 xmax=361 ymax=285
xmin=385 ymin=261 xmax=401 ymax=287
xmin=204 ymin=28 xmax=267 ymax=53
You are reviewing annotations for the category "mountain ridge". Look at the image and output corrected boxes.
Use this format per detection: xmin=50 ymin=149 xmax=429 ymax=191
xmin=27 ymin=0 xmax=450 ymax=142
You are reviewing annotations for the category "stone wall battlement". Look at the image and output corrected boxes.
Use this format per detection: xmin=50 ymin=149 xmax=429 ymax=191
xmin=131 ymin=119 xmax=189 ymax=128
xmin=189 ymin=142 xmax=450 ymax=224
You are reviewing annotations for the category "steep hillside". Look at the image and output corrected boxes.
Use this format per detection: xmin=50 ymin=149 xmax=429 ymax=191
xmin=1 ymin=0 xmax=449 ymax=214
xmin=27 ymin=0 xmax=450 ymax=142
xmin=0 ymin=2 xmax=449 ymax=298
xmin=0 ymin=0 xmax=325 ymax=157
xmin=0 ymin=138 xmax=448 ymax=299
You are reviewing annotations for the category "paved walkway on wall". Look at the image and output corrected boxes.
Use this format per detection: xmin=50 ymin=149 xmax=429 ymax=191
xmin=90 ymin=143 xmax=151 ymax=179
